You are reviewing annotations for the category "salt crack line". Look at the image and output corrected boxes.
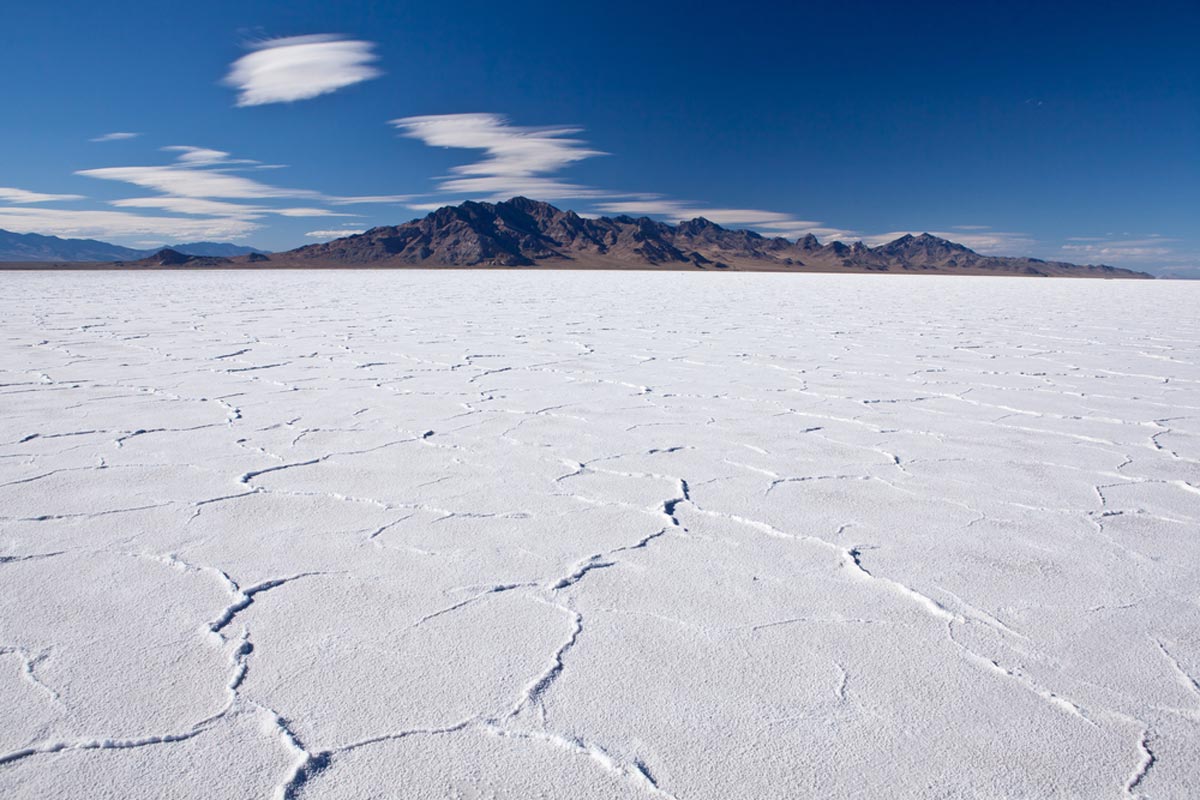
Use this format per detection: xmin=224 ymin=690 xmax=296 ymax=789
xmin=549 ymin=556 xmax=616 ymax=591
xmin=845 ymin=546 xmax=957 ymax=622
xmin=238 ymin=459 xmax=322 ymax=485
xmin=0 ymin=729 xmax=206 ymax=767
xmin=264 ymin=708 xmax=330 ymax=800
xmin=0 ymin=551 xmax=65 ymax=564
xmin=413 ymin=583 xmax=537 ymax=627
xmin=0 ymin=645 xmax=64 ymax=708
xmin=507 ymin=599 xmax=583 ymax=721
xmin=1154 ymin=639 xmax=1200 ymax=709
xmin=237 ymin=435 xmax=431 ymax=486
xmin=1124 ymin=729 xmax=1156 ymax=798
xmin=481 ymin=723 xmax=679 ymax=799
xmin=335 ymin=719 xmax=475 ymax=753
xmin=688 ymin=500 xmax=965 ymax=627
xmin=208 ymin=573 xmax=326 ymax=634
xmin=947 ymin=623 xmax=1093 ymax=724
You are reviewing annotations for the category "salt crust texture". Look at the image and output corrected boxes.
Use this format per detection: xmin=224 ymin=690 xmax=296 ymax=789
xmin=0 ymin=271 xmax=1197 ymax=799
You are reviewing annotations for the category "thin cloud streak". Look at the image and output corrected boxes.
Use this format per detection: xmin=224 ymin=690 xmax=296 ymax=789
xmin=0 ymin=206 xmax=258 ymax=241
xmin=54 ymin=143 xmax=392 ymax=242
xmin=226 ymin=35 xmax=381 ymax=107
xmin=305 ymin=228 xmax=366 ymax=239
xmin=596 ymin=199 xmax=859 ymax=241
xmin=110 ymin=197 xmax=355 ymax=218
xmin=79 ymin=165 xmax=321 ymax=200
xmin=0 ymin=187 xmax=85 ymax=204
xmin=862 ymin=229 xmax=1036 ymax=253
xmin=1061 ymin=236 xmax=1178 ymax=261
xmin=89 ymin=132 xmax=140 ymax=143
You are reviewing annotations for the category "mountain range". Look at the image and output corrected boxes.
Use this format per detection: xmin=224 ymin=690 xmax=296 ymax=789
xmin=1 ymin=198 xmax=1152 ymax=278
xmin=283 ymin=198 xmax=1150 ymax=277
xmin=0 ymin=230 xmax=267 ymax=262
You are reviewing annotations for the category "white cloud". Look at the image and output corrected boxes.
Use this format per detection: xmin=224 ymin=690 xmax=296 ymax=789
xmin=328 ymin=194 xmax=412 ymax=205
xmin=0 ymin=187 xmax=85 ymax=204
xmin=390 ymin=113 xmax=606 ymax=200
xmin=80 ymin=147 xmax=403 ymax=209
xmin=387 ymin=113 xmax=863 ymax=241
xmin=597 ymin=201 xmax=793 ymax=225
xmin=1060 ymin=236 xmax=1177 ymax=262
xmin=78 ymin=145 xmax=321 ymax=201
xmin=110 ymin=197 xmax=266 ymax=217
xmin=0 ymin=206 xmax=258 ymax=241
xmin=863 ymin=229 xmax=1036 ymax=253
xmin=274 ymin=207 xmax=356 ymax=217
xmin=305 ymin=228 xmax=365 ymax=239
xmin=80 ymin=165 xmax=321 ymax=200
xmin=225 ymin=35 xmax=381 ymax=107
xmin=160 ymin=145 xmax=247 ymax=166
xmin=90 ymin=132 xmax=140 ymax=143
xmin=595 ymin=199 xmax=858 ymax=242
xmin=109 ymin=197 xmax=352 ymax=219
xmin=64 ymin=143 xmax=404 ymax=241
xmin=406 ymin=202 xmax=458 ymax=212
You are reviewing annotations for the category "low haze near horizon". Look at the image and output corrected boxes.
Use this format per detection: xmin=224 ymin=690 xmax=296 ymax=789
xmin=1 ymin=0 xmax=1196 ymax=274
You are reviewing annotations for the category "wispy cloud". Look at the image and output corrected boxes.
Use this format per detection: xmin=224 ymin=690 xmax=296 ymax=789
xmin=80 ymin=146 xmax=401 ymax=208
xmin=406 ymin=201 xmax=458 ymax=212
xmin=275 ymin=207 xmax=356 ymax=217
xmin=159 ymin=145 xmax=263 ymax=167
xmin=305 ymin=228 xmax=366 ymax=239
xmin=78 ymin=144 xmax=328 ymax=202
xmin=390 ymin=113 xmax=859 ymax=241
xmin=0 ymin=187 xmax=85 ymax=204
xmin=110 ymin=197 xmax=266 ymax=217
xmin=862 ymin=228 xmax=1036 ymax=254
xmin=0 ymin=206 xmax=258 ymax=241
xmin=110 ymin=197 xmax=355 ymax=218
xmin=45 ymin=144 xmax=387 ymax=241
xmin=90 ymin=132 xmax=140 ymax=143
xmin=80 ymin=164 xmax=320 ymax=200
xmin=595 ymin=199 xmax=858 ymax=241
xmin=1060 ymin=235 xmax=1177 ymax=261
xmin=328 ymin=194 xmax=412 ymax=205
xmin=225 ymin=35 xmax=381 ymax=107
xmin=391 ymin=113 xmax=606 ymax=200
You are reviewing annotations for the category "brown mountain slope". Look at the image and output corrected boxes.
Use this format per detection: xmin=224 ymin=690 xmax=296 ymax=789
xmin=280 ymin=198 xmax=1150 ymax=277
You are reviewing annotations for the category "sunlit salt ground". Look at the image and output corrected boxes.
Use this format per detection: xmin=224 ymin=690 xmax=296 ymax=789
xmin=0 ymin=271 xmax=1198 ymax=799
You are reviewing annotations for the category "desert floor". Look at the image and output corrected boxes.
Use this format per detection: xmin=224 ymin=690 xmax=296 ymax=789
xmin=1 ymin=271 xmax=1197 ymax=798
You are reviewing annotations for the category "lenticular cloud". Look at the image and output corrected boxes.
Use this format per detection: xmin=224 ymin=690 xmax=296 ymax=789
xmin=225 ymin=35 xmax=381 ymax=107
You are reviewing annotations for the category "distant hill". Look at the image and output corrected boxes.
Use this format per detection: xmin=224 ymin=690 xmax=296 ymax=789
xmin=0 ymin=229 xmax=145 ymax=262
xmin=286 ymin=197 xmax=1152 ymax=278
xmin=0 ymin=229 xmax=267 ymax=262
xmin=159 ymin=242 xmax=267 ymax=257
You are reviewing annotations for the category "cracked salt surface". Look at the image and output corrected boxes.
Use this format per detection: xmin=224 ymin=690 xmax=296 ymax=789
xmin=1 ymin=271 xmax=1198 ymax=799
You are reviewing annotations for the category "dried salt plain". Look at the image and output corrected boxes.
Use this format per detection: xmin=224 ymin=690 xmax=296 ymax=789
xmin=1 ymin=270 xmax=1198 ymax=800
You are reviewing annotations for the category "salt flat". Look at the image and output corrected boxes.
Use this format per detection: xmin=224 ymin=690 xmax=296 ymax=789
xmin=0 ymin=271 xmax=1197 ymax=799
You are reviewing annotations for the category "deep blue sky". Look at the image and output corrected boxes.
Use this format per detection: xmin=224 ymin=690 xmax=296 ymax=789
xmin=1 ymin=0 xmax=1196 ymax=273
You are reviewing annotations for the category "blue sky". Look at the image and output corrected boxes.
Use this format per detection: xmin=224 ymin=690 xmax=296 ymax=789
xmin=0 ymin=0 xmax=1196 ymax=273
